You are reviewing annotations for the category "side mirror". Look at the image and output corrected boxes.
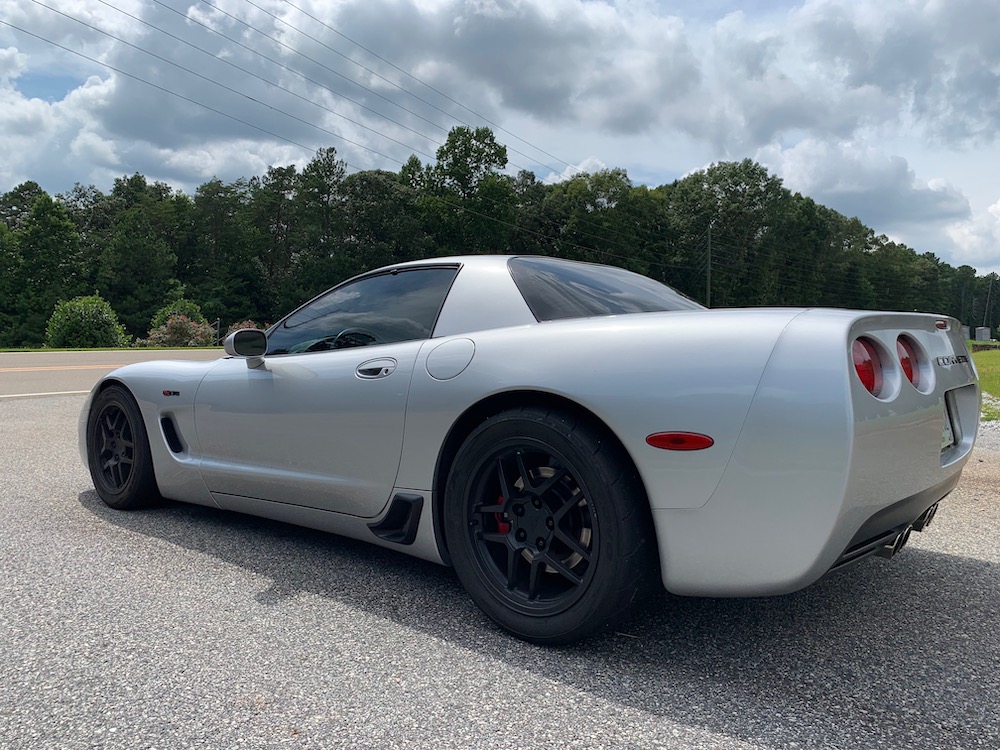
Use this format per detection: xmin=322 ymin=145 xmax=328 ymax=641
xmin=224 ymin=329 xmax=267 ymax=368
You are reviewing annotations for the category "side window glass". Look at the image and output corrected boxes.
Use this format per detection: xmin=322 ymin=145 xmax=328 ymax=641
xmin=267 ymin=267 xmax=458 ymax=355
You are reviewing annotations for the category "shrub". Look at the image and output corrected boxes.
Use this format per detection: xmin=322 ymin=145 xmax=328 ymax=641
xmin=226 ymin=319 xmax=266 ymax=335
xmin=45 ymin=295 xmax=131 ymax=348
xmin=143 ymin=314 xmax=217 ymax=347
xmin=149 ymin=298 xmax=207 ymax=331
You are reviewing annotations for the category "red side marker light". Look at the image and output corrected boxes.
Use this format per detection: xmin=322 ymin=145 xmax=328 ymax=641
xmin=646 ymin=432 xmax=714 ymax=451
xmin=935 ymin=320 xmax=948 ymax=330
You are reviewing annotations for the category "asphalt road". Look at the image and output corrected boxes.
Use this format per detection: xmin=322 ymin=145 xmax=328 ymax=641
xmin=1 ymin=352 xmax=998 ymax=749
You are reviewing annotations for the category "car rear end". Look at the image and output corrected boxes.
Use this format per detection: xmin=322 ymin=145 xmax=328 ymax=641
xmin=652 ymin=309 xmax=980 ymax=597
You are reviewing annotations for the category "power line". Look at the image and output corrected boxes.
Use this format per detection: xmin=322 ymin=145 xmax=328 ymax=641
xmin=194 ymin=0 xmax=452 ymax=136
xmin=23 ymin=2 xmax=415 ymax=166
xmin=236 ymin=0 xmax=573 ymax=179
xmin=278 ymin=0 xmax=582 ymax=176
xmin=139 ymin=0 xmax=440 ymax=152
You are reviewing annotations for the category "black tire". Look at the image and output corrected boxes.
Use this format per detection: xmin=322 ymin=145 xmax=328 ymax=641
xmin=86 ymin=385 xmax=161 ymax=510
xmin=444 ymin=407 xmax=655 ymax=645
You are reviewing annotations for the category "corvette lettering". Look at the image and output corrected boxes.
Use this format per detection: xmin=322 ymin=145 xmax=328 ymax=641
xmin=935 ymin=355 xmax=969 ymax=366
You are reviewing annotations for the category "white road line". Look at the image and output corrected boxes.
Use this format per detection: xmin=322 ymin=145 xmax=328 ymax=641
xmin=0 ymin=390 xmax=90 ymax=400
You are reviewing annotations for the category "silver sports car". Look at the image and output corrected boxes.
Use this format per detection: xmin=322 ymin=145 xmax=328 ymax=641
xmin=80 ymin=255 xmax=981 ymax=644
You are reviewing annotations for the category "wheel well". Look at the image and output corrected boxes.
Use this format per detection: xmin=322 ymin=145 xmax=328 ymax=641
xmin=431 ymin=390 xmax=647 ymax=565
xmin=97 ymin=377 xmax=127 ymax=394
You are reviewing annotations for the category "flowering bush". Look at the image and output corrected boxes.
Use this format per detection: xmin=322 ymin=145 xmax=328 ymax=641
xmin=227 ymin=319 xmax=266 ymax=335
xmin=149 ymin=299 xmax=207 ymax=330
xmin=143 ymin=314 xmax=217 ymax=347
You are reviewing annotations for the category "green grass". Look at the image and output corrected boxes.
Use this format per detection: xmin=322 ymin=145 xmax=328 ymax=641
xmin=972 ymin=348 xmax=1000 ymax=421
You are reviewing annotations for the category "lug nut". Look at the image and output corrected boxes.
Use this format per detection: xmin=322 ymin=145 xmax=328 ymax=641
xmin=546 ymin=518 xmax=554 ymax=529
xmin=536 ymin=538 xmax=546 ymax=550
xmin=516 ymin=530 xmax=527 ymax=541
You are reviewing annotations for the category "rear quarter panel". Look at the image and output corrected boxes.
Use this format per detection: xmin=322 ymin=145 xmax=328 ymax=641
xmin=396 ymin=308 xmax=803 ymax=512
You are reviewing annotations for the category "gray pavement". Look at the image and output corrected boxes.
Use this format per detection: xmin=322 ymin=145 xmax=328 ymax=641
xmin=0 ymin=350 xmax=220 ymax=397
xmin=1 ymin=352 xmax=998 ymax=749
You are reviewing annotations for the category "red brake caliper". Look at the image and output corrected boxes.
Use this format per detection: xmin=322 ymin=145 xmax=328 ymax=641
xmin=495 ymin=495 xmax=510 ymax=534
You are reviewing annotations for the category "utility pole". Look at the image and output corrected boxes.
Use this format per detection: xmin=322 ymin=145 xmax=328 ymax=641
xmin=706 ymin=222 xmax=712 ymax=308
xmin=984 ymin=274 xmax=995 ymax=328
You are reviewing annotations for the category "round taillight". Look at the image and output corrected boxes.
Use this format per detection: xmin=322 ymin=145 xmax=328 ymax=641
xmin=853 ymin=338 xmax=883 ymax=396
xmin=897 ymin=336 xmax=919 ymax=388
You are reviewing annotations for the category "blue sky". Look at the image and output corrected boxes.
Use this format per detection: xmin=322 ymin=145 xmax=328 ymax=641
xmin=1 ymin=0 xmax=998 ymax=274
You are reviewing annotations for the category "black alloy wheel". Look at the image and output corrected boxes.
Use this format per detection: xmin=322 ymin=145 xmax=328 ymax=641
xmin=445 ymin=407 xmax=655 ymax=645
xmin=87 ymin=385 xmax=160 ymax=509
xmin=465 ymin=444 xmax=598 ymax=616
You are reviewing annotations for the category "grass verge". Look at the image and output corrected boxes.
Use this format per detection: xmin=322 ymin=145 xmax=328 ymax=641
xmin=972 ymin=348 xmax=1000 ymax=421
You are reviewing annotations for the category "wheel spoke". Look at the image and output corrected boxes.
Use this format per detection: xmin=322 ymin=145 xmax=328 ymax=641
xmin=477 ymin=531 xmax=508 ymax=546
xmin=554 ymin=528 xmax=592 ymax=562
xmin=534 ymin=466 xmax=569 ymax=497
xmin=515 ymin=452 xmax=532 ymax=490
xmin=552 ymin=489 xmax=585 ymax=523
xmin=527 ymin=555 xmax=543 ymax=599
xmin=496 ymin=456 xmax=514 ymax=503
xmin=539 ymin=552 xmax=583 ymax=586
xmin=505 ymin=546 xmax=520 ymax=589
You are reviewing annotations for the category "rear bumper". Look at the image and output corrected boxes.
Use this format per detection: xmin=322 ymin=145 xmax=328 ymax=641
xmin=652 ymin=467 xmax=965 ymax=597
xmin=828 ymin=472 xmax=959 ymax=571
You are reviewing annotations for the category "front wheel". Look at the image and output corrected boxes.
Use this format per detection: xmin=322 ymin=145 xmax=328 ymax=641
xmin=86 ymin=385 xmax=161 ymax=509
xmin=444 ymin=407 xmax=655 ymax=645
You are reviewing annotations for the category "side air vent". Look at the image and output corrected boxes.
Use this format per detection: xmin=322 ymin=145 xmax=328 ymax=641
xmin=368 ymin=493 xmax=424 ymax=545
xmin=160 ymin=416 xmax=185 ymax=454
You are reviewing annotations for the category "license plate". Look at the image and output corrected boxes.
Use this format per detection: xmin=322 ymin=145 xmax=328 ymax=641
xmin=941 ymin=408 xmax=956 ymax=451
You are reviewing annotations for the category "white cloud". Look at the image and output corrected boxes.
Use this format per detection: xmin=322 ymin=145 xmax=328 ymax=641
xmin=543 ymin=155 xmax=608 ymax=184
xmin=69 ymin=130 xmax=119 ymax=168
xmin=756 ymin=139 xmax=970 ymax=226
xmin=0 ymin=45 xmax=28 ymax=78
xmin=947 ymin=198 xmax=1000 ymax=273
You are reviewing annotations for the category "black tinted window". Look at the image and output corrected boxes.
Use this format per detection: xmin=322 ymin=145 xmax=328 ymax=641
xmin=508 ymin=257 xmax=704 ymax=322
xmin=267 ymin=267 xmax=457 ymax=354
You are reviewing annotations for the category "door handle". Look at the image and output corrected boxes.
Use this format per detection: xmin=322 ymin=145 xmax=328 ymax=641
xmin=356 ymin=358 xmax=397 ymax=379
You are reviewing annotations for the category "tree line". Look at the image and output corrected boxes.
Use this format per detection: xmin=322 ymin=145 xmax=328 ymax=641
xmin=1 ymin=125 xmax=997 ymax=347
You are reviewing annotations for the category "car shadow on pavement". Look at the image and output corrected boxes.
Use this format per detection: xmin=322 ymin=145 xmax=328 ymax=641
xmin=79 ymin=490 xmax=1000 ymax=750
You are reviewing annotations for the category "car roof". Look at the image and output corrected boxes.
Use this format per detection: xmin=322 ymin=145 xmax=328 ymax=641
xmin=379 ymin=255 xmax=515 ymax=272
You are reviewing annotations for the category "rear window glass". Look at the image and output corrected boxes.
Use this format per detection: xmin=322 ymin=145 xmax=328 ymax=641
xmin=508 ymin=256 xmax=704 ymax=322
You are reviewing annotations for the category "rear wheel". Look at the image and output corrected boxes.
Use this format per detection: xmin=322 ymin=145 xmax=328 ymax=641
xmin=444 ymin=407 xmax=655 ymax=644
xmin=87 ymin=385 xmax=160 ymax=509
